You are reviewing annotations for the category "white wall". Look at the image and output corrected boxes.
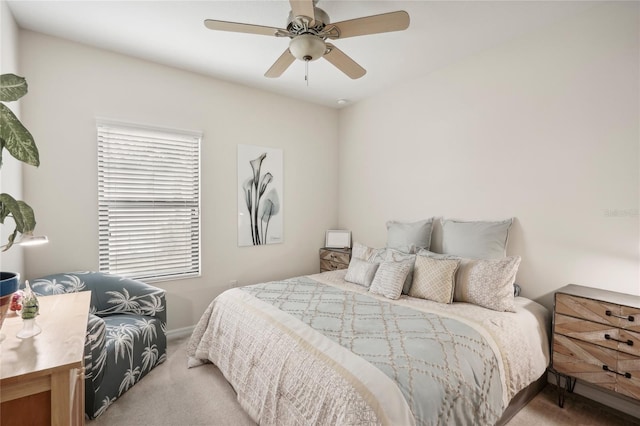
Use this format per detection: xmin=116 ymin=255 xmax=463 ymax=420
xmin=338 ymin=1 xmax=639 ymax=311
xmin=14 ymin=0 xmax=640 ymax=327
xmin=19 ymin=31 xmax=339 ymax=331
xmin=0 ymin=0 xmax=25 ymax=276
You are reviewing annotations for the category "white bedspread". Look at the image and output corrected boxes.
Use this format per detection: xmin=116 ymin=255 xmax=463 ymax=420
xmin=313 ymin=270 xmax=551 ymax=405
xmin=188 ymin=270 xmax=550 ymax=425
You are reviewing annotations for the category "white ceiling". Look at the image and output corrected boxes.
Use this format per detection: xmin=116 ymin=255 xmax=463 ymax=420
xmin=7 ymin=0 xmax=600 ymax=108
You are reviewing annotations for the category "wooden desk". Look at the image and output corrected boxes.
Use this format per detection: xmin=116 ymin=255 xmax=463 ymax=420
xmin=1 ymin=292 xmax=90 ymax=425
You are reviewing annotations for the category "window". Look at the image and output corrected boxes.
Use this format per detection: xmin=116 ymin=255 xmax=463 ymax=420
xmin=97 ymin=120 xmax=201 ymax=282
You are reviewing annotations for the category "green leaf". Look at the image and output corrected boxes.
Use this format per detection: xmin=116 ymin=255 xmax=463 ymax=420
xmin=0 ymin=75 xmax=40 ymax=251
xmin=16 ymin=201 xmax=36 ymax=233
xmin=0 ymin=193 xmax=22 ymax=229
xmin=0 ymin=103 xmax=39 ymax=167
xmin=0 ymin=74 xmax=27 ymax=102
xmin=0 ymin=193 xmax=21 ymax=251
xmin=0 ymin=194 xmax=37 ymax=251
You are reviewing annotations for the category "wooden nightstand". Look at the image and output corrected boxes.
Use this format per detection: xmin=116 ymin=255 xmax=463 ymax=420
xmin=319 ymin=248 xmax=351 ymax=272
xmin=551 ymin=284 xmax=640 ymax=407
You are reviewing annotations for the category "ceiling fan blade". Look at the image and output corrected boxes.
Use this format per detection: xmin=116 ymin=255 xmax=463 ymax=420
xmin=289 ymin=0 xmax=315 ymax=20
xmin=265 ymin=49 xmax=296 ymax=78
xmin=323 ymin=44 xmax=366 ymax=79
xmin=204 ymin=19 xmax=285 ymax=37
xmin=327 ymin=11 xmax=410 ymax=39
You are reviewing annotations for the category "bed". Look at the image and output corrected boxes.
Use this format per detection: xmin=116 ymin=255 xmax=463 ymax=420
xmin=187 ymin=267 xmax=550 ymax=425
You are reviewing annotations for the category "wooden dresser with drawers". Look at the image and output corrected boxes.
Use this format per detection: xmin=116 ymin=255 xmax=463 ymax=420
xmin=319 ymin=248 xmax=351 ymax=273
xmin=552 ymin=284 xmax=640 ymax=405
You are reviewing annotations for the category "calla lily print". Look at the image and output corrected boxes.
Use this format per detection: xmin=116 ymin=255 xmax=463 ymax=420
xmin=238 ymin=144 xmax=283 ymax=246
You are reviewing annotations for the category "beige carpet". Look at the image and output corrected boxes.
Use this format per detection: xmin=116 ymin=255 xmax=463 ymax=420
xmin=507 ymin=383 xmax=640 ymax=426
xmin=89 ymin=336 xmax=254 ymax=426
xmin=89 ymin=336 xmax=640 ymax=426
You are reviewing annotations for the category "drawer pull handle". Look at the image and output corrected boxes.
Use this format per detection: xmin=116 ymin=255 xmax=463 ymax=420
xmin=604 ymin=334 xmax=634 ymax=346
xmin=605 ymin=310 xmax=635 ymax=322
xmin=602 ymin=365 xmax=632 ymax=379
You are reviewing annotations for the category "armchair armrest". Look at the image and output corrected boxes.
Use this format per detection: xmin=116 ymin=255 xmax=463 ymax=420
xmin=84 ymin=314 xmax=107 ymax=384
xmin=83 ymin=313 xmax=106 ymax=414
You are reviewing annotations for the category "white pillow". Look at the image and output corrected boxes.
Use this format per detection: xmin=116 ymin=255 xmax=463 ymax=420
xmin=369 ymin=261 xmax=411 ymax=300
xmin=441 ymin=218 xmax=513 ymax=259
xmin=352 ymin=242 xmax=374 ymax=261
xmin=352 ymin=241 xmax=387 ymax=263
xmin=409 ymin=255 xmax=460 ymax=304
xmin=386 ymin=219 xmax=434 ymax=251
xmin=344 ymin=257 xmax=379 ymax=288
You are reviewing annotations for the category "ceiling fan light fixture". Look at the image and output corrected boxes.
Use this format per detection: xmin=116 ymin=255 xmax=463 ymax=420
xmin=205 ymin=2 xmax=411 ymax=80
xmin=289 ymin=34 xmax=326 ymax=61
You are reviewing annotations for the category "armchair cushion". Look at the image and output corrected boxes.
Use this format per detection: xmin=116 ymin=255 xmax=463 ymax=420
xmin=30 ymin=271 xmax=167 ymax=419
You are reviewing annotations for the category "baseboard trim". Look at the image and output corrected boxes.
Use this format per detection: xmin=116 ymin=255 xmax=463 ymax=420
xmin=167 ymin=325 xmax=195 ymax=341
xmin=548 ymin=372 xmax=640 ymax=418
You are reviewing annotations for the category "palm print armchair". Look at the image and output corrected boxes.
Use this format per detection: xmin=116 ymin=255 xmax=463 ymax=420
xmin=30 ymin=271 xmax=167 ymax=419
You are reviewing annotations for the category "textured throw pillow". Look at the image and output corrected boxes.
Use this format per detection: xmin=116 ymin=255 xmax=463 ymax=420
xmin=441 ymin=218 xmax=513 ymax=259
xmin=344 ymin=257 xmax=380 ymax=288
xmin=368 ymin=248 xmax=388 ymax=263
xmin=417 ymin=249 xmax=521 ymax=310
xmin=386 ymin=219 xmax=434 ymax=251
xmin=385 ymin=249 xmax=416 ymax=295
xmin=369 ymin=261 xmax=411 ymax=300
xmin=352 ymin=242 xmax=374 ymax=261
xmin=352 ymin=242 xmax=387 ymax=263
xmin=455 ymin=256 xmax=521 ymax=312
xmin=409 ymin=256 xmax=460 ymax=304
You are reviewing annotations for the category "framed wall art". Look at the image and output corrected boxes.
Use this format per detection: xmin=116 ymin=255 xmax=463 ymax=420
xmin=237 ymin=144 xmax=283 ymax=247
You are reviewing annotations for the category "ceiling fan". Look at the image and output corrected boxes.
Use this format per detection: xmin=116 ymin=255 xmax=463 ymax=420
xmin=204 ymin=0 xmax=410 ymax=80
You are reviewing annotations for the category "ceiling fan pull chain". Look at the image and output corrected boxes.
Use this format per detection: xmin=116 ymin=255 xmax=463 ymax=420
xmin=305 ymin=59 xmax=309 ymax=86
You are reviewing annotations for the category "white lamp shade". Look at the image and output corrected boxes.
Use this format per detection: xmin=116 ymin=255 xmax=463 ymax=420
xmin=289 ymin=34 xmax=326 ymax=61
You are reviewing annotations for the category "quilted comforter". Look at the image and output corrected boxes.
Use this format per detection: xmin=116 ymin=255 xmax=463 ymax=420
xmin=187 ymin=270 xmax=549 ymax=425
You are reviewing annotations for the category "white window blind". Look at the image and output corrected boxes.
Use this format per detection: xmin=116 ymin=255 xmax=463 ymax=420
xmin=97 ymin=120 xmax=201 ymax=282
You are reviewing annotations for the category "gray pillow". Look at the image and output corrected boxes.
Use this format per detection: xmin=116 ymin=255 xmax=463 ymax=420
xmin=386 ymin=219 xmax=434 ymax=251
xmin=344 ymin=257 xmax=380 ymax=288
xmin=441 ymin=218 xmax=513 ymax=259
xmin=369 ymin=261 xmax=411 ymax=300
xmin=384 ymin=249 xmax=416 ymax=295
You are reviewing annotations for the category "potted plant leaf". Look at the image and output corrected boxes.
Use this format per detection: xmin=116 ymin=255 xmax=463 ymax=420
xmin=0 ymin=73 xmax=40 ymax=330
